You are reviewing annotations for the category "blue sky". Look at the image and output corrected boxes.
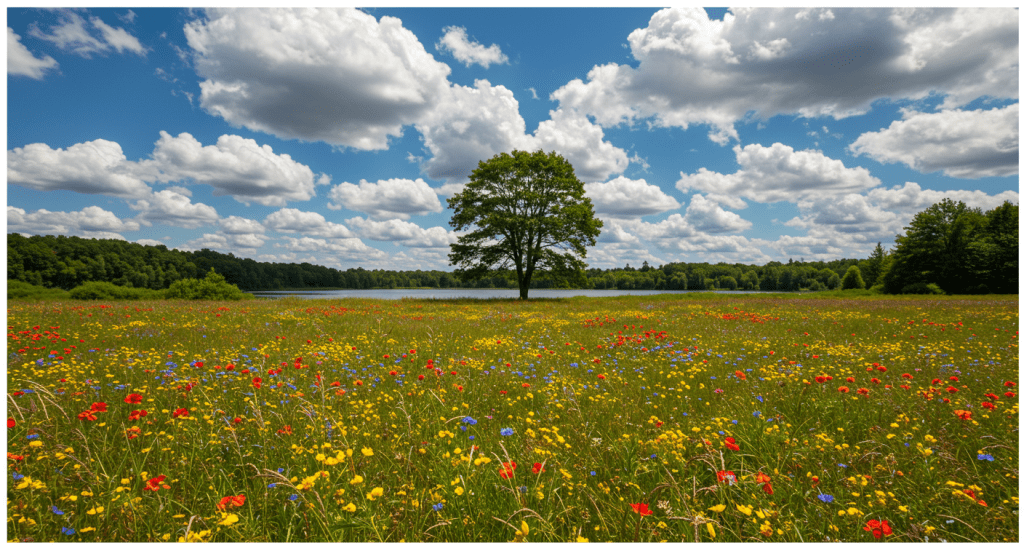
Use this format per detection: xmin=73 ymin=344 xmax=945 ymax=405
xmin=6 ymin=6 xmax=1019 ymax=271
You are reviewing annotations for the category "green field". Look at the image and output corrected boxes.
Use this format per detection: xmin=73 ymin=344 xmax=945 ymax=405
xmin=6 ymin=294 xmax=1019 ymax=542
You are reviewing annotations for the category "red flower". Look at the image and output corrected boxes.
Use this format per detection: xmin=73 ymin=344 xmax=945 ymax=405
xmin=7 ymin=418 xmax=14 ymax=429
xmin=863 ymin=519 xmax=892 ymax=539
xmin=629 ymin=503 xmax=653 ymax=516
xmin=252 ymin=377 xmax=262 ymax=389
xmin=499 ymin=461 xmax=517 ymax=479
xmin=77 ymin=410 xmax=97 ymax=421
xmin=981 ymin=401 xmax=995 ymax=410
xmin=871 ymin=378 xmax=880 ymax=384
xmin=984 ymin=393 xmax=999 ymax=401
xmin=225 ymin=364 xmax=235 ymax=371
xmin=532 ymin=462 xmax=546 ymax=474
xmin=217 ymin=494 xmax=246 ymax=511
xmin=8 ymin=452 xmax=25 ymax=461
xmin=846 ymin=377 xmax=855 ymax=383
xmin=954 ymin=409 xmax=972 ymax=421
xmin=522 ymin=383 xmax=530 ymax=388
xmin=901 ymin=373 xmax=913 ymax=380
xmin=172 ymin=408 xmax=189 ymax=418
xmin=838 ymin=386 xmax=849 ymax=393
xmin=597 ymin=374 xmax=605 ymax=380
xmin=815 ymin=376 xmax=827 ymax=383
xmin=277 ymin=425 xmax=293 ymax=435
xmin=948 ymin=376 xmax=959 ymax=382
xmin=355 ymin=380 xmax=363 ymax=387
xmin=417 ymin=375 xmax=425 ymax=381
xmin=724 ymin=437 xmax=740 ymax=451
xmin=946 ymin=386 xmax=958 ymax=393
xmin=127 ymin=409 xmax=148 ymax=421
xmin=194 ymin=361 xmax=204 ymax=368
xmin=144 ymin=474 xmax=169 ymax=492
xmin=90 ymin=402 xmax=108 ymax=412
xmin=124 ymin=393 xmax=143 ymax=405
xmin=233 ymin=417 xmax=242 ymax=424
xmin=716 ymin=470 xmax=737 ymax=485
xmin=876 ymin=366 xmax=887 ymax=372
xmin=1005 ymin=381 xmax=1017 ymax=387
xmin=857 ymin=388 xmax=870 ymax=395
xmin=1005 ymin=392 xmax=1016 ymax=398
xmin=735 ymin=371 xmax=746 ymax=380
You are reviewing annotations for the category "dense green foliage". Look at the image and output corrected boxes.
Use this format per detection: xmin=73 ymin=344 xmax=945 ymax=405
xmin=841 ymin=265 xmax=866 ymax=290
xmin=6 ymin=279 xmax=71 ymax=300
xmin=69 ymin=281 xmax=167 ymax=301
xmin=448 ymin=150 xmax=603 ymax=299
xmin=165 ymin=270 xmax=253 ymax=301
xmin=882 ymin=200 xmax=1018 ymax=295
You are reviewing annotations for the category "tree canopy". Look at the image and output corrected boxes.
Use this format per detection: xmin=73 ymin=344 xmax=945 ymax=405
xmin=447 ymin=150 xmax=603 ymax=299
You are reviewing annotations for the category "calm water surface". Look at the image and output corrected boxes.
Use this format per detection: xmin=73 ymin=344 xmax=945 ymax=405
xmin=250 ymin=289 xmax=771 ymax=300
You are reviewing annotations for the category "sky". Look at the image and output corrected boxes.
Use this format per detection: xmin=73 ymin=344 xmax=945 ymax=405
xmin=5 ymin=5 xmax=1020 ymax=272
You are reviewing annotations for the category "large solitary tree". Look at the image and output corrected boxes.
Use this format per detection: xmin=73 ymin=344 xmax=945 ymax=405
xmin=447 ymin=150 xmax=603 ymax=300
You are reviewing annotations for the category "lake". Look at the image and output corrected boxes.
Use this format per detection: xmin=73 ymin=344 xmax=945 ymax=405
xmin=249 ymin=289 xmax=773 ymax=300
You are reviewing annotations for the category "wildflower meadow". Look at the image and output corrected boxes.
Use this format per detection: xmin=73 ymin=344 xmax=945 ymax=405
xmin=6 ymin=294 xmax=1019 ymax=542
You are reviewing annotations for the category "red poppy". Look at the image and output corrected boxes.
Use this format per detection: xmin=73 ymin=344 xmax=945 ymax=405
xmin=981 ymin=401 xmax=995 ymax=410
xmin=735 ymin=371 xmax=746 ymax=380
xmin=532 ymin=462 xmax=546 ymax=474
xmin=330 ymin=381 xmax=341 ymax=387
xmin=194 ymin=361 xmax=204 ymax=368
xmin=716 ymin=470 xmax=737 ymax=485
xmin=225 ymin=364 xmax=235 ymax=371
xmin=252 ymin=377 xmax=262 ymax=389
xmin=863 ymin=519 xmax=892 ymax=539
xmin=355 ymin=380 xmax=363 ymax=386
xmin=1005 ymin=392 xmax=1016 ymax=398
xmin=948 ymin=376 xmax=959 ymax=382
xmin=954 ymin=409 xmax=972 ymax=421
xmin=128 ymin=409 xmax=148 ymax=421
xmin=77 ymin=411 xmax=97 ymax=421
xmin=7 ymin=418 xmax=14 ymax=429
xmin=901 ymin=373 xmax=913 ymax=380
xmin=984 ymin=393 xmax=999 ymax=400
xmin=124 ymin=393 xmax=143 ymax=405
xmin=597 ymin=374 xmax=605 ymax=380
xmin=499 ymin=461 xmax=517 ymax=479
xmin=724 ymin=437 xmax=740 ymax=451
xmin=143 ymin=475 xmax=169 ymax=492
xmin=857 ymin=388 xmax=870 ymax=395
xmin=8 ymin=452 xmax=25 ymax=461
xmin=217 ymin=494 xmax=246 ymax=511
xmin=815 ymin=376 xmax=827 ymax=383
xmin=90 ymin=402 xmax=108 ymax=412
xmin=172 ymin=408 xmax=189 ymax=418
xmin=277 ymin=425 xmax=293 ymax=435
xmin=871 ymin=378 xmax=880 ymax=384
xmin=946 ymin=386 xmax=958 ymax=393
xmin=838 ymin=386 xmax=849 ymax=393
xmin=811 ymin=476 xmax=819 ymax=487
xmin=1005 ymin=381 xmax=1017 ymax=387
xmin=629 ymin=503 xmax=653 ymax=516
xmin=233 ymin=417 xmax=242 ymax=424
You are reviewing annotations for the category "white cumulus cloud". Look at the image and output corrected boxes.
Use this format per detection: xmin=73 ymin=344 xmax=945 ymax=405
xmin=27 ymin=10 xmax=145 ymax=58
xmin=8 ymin=205 xmax=140 ymax=240
xmin=346 ymin=216 xmax=458 ymax=248
xmin=436 ymin=25 xmax=508 ymax=68
xmin=7 ymin=139 xmax=152 ymax=198
xmin=8 ymin=27 xmax=58 ymax=79
xmin=849 ymin=104 xmax=1019 ymax=178
xmin=586 ymin=176 xmax=680 ymax=218
xmin=263 ymin=208 xmax=354 ymax=238
xmin=129 ymin=189 xmax=220 ymax=229
xmin=184 ymin=8 xmax=452 ymax=150
xmin=328 ymin=178 xmax=442 ymax=220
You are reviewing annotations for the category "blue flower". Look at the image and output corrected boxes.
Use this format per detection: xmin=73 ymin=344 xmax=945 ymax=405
xmin=61 ymin=527 xmax=76 ymax=536
xmin=288 ymin=494 xmax=299 ymax=501
xmin=12 ymin=472 xmax=24 ymax=481
xmin=51 ymin=505 xmax=65 ymax=515
xmin=432 ymin=503 xmax=444 ymax=512
xmin=268 ymin=483 xmax=277 ymax=488
xmin=817 ymin=494 xmax=834 ymax=504
xmin=500 ymin=427 xmax=514 ymax=436
xmin=753 ymin=411 xmax=762 ymax=418
xmin=838 ymin=463 xmax=847 ymax=468
xmin=976 ymin=454 xmax=995 ymax=461
xmin=590 ymin=471 xmax=597 ymax=476
xmin=462 ymin=416 xmax=477 ymax=425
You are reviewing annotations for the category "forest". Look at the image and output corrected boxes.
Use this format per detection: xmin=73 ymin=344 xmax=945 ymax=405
xmin=6 ymin=199 xmax=1017 ymax=296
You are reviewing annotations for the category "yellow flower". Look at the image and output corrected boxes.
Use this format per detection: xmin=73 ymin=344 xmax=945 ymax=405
xmin=707 ymin=523 xmax=717 ymax=539
xmin=708 ymin=504 xmax=726 ymax=513
xmin=455 ymin=487 xmax=465 ymax=496
xmin=576 ymin=536 xmax=589 ymax=542
xmin=343 ymin=503 xmax=356 ymax=513
xmin=80 ymin=527 xmax=96 ymax=533
xmin=736 ymin=504 xmax=753 ymax=516
xmin=350 ymin=474 xmax=364 ymax=485
xmin=86 ymin=506 xmax=104 ymax=515
xmin=367 ymin=487 xmax=384 ymax=501
xmin=361 ymin=447 xmax=374 ymax=457
xmin=218 ymin=513 xmax=240 ymax=526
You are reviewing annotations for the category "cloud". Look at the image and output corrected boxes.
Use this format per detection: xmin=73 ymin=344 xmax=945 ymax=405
xmin=134 ymin=238 xmax=165 ymax=247
xmin=184 ymin=8 xmax=451 ymax=150
xmin=27 ymin=10 xmax=145 ymax=58
xmin=864 ymin=182 xmax=1019 ymax=213
xmin=680 ymin=194 xmax=753 ymax=234
xmin=219 ymin=215 xmax=266 ymax=235
xmin=585 ymin=176 xmax=680 ymax=218
xmin=128 ymin=189 xmax=220 ymax=229
xmin=552 ymin=8 xmax=1018 ymax=144
xmin=8 ymin=27 xmax=58 ymax=79
xmin=346 ymin=216 xmax=458 ymax=248
xmin=416 ymin=80 xmax=530 ymax=186
xmin=273 ymin=235 xmax=388 ymax=263
xmin=8 ymin=205 xmax=140 ymax=240
xmin=677 ymin=143 xmax=880 ymax=204
xmin=7 ymin=139 xmax=152 ymax=198
xmin=849 ymin=104 xmax=1019 ymax=178
xmin=436 ymin=25 xmax=508 ymax=68
xmin=531 ymin=108 xmax=630 ymax=183
xmin=328 ymin=178 xmax=442 ymax=220
xmin=177 ymin=233 xmax=230 ymax=252
xmin=263 ymin=208 xmax=354 ymax=238
xmin=145 ymin=132 xmax=318 ymax=206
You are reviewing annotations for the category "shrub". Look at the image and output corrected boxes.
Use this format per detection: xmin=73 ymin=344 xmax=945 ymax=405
xmin=166 ymin=270 xmax=253 ymax=301
xmin=841 ymin=265 xmax=866 ymax=290
xmin=901 ymin=282 xmax=945 ymax=295
xmin=69 ymin=281 xmax=164 ymax=300
xmin=7 ymin=280 xmax=70 ymax=300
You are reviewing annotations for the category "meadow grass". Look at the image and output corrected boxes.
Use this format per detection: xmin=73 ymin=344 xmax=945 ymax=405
xmin=6 ymin=294 xmax=1018 ymax=542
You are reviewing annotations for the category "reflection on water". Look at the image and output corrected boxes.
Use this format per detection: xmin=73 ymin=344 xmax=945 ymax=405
xmin=250 ymin=289 xmax=772 ymax=300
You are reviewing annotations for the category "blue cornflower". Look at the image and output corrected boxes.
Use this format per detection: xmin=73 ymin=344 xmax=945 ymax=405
xmin=268 ymin=483 xmax=277 ymax=488
xmin=52 ymin=505 xmax=65 ymax=515
xmin=977 ymin=454 xmax=995 ymax=461
xmin=818 ymin=494 xmax=834 ymax=504
xmin=590 ymin=471 xmax=597 ymax=476
xmin=12 ymin=472 xmax=24 ymax=480
xmin=753 ymin=411 xmax=762 ymax=418
xmin=462 ymin=416 xmax=477 ymax=425
xmin=61 ymin=527 xmax=76 ymax=536
xmin=288 ymin=494 xmax=299 ymax=501
xmin=432 ymin=503 xmax=444 ymax=512
xmin=838 ymin=463 xmax=847 ymax=468
xmin=500 ymin=427 xmax=514 ymax=436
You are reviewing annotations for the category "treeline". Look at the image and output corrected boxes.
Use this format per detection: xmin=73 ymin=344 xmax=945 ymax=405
xmin=6 ymin=199 xmax=1017 ymax=296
